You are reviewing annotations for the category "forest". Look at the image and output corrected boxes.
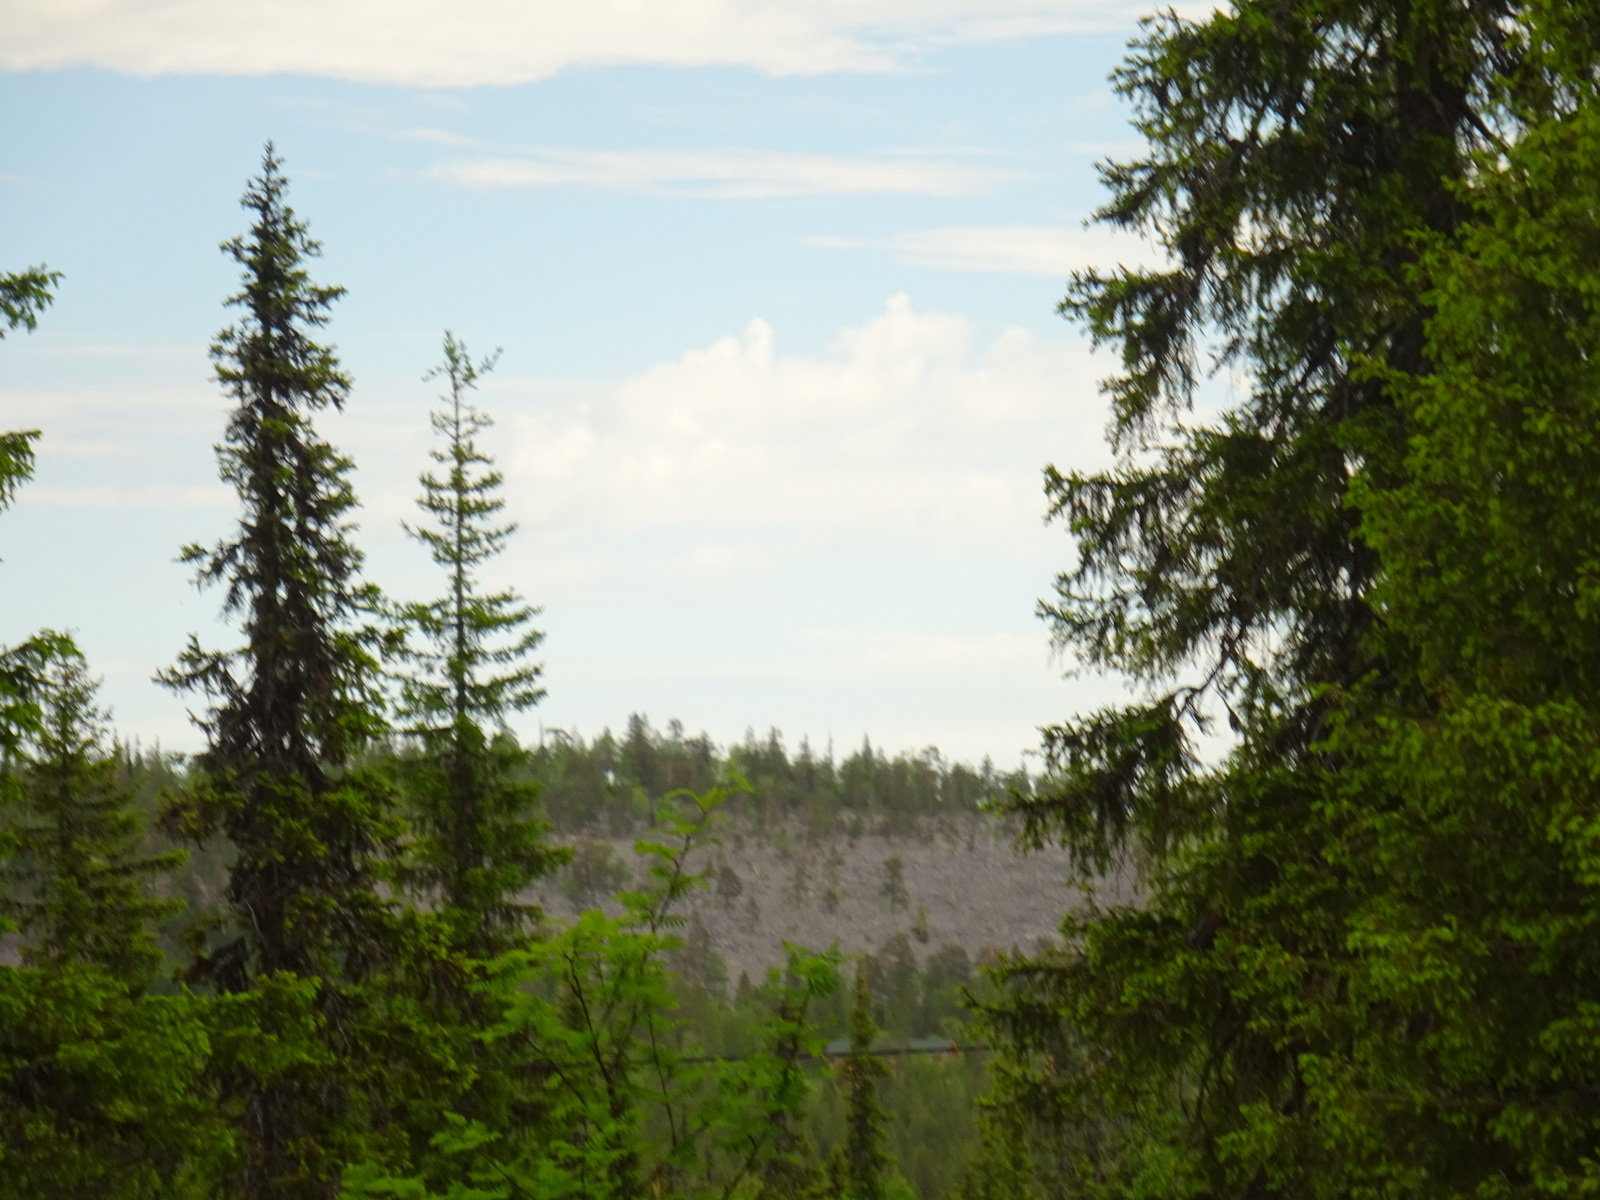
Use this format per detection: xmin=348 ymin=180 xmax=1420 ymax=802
xmin=10 ymin=1 xmax=1600 ymax=1198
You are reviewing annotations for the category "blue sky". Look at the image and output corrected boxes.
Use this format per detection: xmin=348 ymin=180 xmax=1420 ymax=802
xmin=0 ymin=1 xmax=1172 ymax=766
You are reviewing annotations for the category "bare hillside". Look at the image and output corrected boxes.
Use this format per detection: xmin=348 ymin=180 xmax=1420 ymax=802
xmin=532 ymin=815 xmax=1136 ymax=982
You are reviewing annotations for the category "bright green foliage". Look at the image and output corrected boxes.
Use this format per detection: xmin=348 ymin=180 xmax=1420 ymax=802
xmin=0 ymin=629 xmax=72 ymax=763
xmin=160 ymin=143 xmax=434 ymax=1200
xmin=946 ymin=1102 xmax=1040 ymax=1200
xmin=396 ymin=331 xmax=561 ymax=958
xmin=0 ymin=965 xmax=229 ymax=1199
xmin=833 ymin=964 xmax=891 ymax=1200
xmin=1322 ymin=36 xmax=1600 ymax=1194
xmin=346 ymin=784 xmax=844 ymax=1200
xmin=1 ymin=649 xmax=183 ymax=983
xmin=986 ymin=2 xmax=1545 ymax=1198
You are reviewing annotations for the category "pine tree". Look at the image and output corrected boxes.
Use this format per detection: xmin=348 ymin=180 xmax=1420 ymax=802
xmin=1 ymin=650 xmax=182 ymax=984
xmin=396 ymin=331 xmax=561 ymax=958
xmin=160 ymin=144 xmax=413 ymax=1200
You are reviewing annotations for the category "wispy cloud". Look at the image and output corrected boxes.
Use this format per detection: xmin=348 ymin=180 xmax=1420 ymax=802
xmin=401 ymin=127 xmax=479 ymax=148
xmin=431 ymin=148 xmax=1020 ymax=199
xmin=2 ymin=0 xmax=1148 ymax=85
xmin=19 ymin=483 xmax=230 ymax=510
xmin=807 ymin=224 xmax=1164 ymax=275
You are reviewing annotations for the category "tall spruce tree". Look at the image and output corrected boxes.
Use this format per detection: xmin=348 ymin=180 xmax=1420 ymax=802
xmin=1 ymin=650 xmax=182 ymax=984
xmin=161 ymin=144 xmax=414 ymax=1200
xmin=983 ymin=3 xmax=1542 ymax=1199
xmin=396 ymin=331 xmax=561 ymax=958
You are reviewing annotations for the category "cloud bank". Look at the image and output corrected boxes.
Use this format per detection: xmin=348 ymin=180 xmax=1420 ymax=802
xmin=2 ymin=0 xmax=1147 ymax=85
xmin=430 ymin=148 xmax=1019 ymax=198
xmin=490 ymin=293 xmax=1110 ymax=595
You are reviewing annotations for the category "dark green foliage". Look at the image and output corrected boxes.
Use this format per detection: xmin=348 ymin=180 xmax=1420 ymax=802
xmin=1 ymin=650 xmax=183 ymax=984
xmin=0 ymin=264 xmax=61 ymax=339
xmin=0 ymin=631 xmax=74 ymax=764
xmin=879 ymin=856 xmax=908 ymax=912
xmin=395 ymin=331 xmax=562 ymax=957
xmin=0 ymin=966 xmax=228 ymax=1199
xmin=1019 ymin=0 xmax=1512 ymax=864
xmin=0 ymin=260 xmax=226 ymax=1197
xmin=0 ymin=429 xmax=38 ymax=516
xmin=835 ymin=964 xmax=892 ymax=1200
xmin=534 ymin=717 xmax=1026 ymax=838
xmin=986 ymin=2 xmax=1545 ymax=1198
xmin=1321 ymin=38 xmax=1600 ymax=1193
xmin=560 ymin=836 xmax=633 ymax=907
xmin=159 ymin=144 xmax=422 ymax=1199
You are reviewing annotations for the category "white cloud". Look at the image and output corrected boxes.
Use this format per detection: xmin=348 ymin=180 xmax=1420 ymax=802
xmin=497 ymin=293 xmax=1110 ymax=570
xmin=807 ymin=224 xmax=1165 ymax=275
xmin=1 ymin=0 xmax=1147 ymax=85
xmin=431 ymin=147 xmax=1018 ymax=198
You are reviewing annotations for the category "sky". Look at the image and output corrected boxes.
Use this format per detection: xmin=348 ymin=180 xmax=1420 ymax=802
xmin=0 ymin=0 xmax=1177 ymax=768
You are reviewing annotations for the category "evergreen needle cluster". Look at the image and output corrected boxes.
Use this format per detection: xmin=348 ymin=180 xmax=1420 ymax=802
xmin=1 ymin=652 xmax=183 ymax=984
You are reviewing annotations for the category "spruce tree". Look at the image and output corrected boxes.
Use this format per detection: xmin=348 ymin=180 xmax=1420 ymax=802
xmin=984 ymin=2 xmax=1540 ymax=1198
xmin=396 ymin=331 xmax=561 ymax=958
xmin=161 ymin=144 xmax=410 ymax=1200
xmin=836 ymin=963 xmax=891 ymax=1200
xmin=1 ymin=650 xmax=182 ymax=984
xmin=0 ymin=267 xmax=225 ymax=1199
xmin=1325 ymin=28 xmax=1600 ymax=1193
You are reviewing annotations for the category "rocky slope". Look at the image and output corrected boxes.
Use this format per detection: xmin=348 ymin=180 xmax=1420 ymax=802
xmin=532 ymin=814 xmax=1136 ymax=982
